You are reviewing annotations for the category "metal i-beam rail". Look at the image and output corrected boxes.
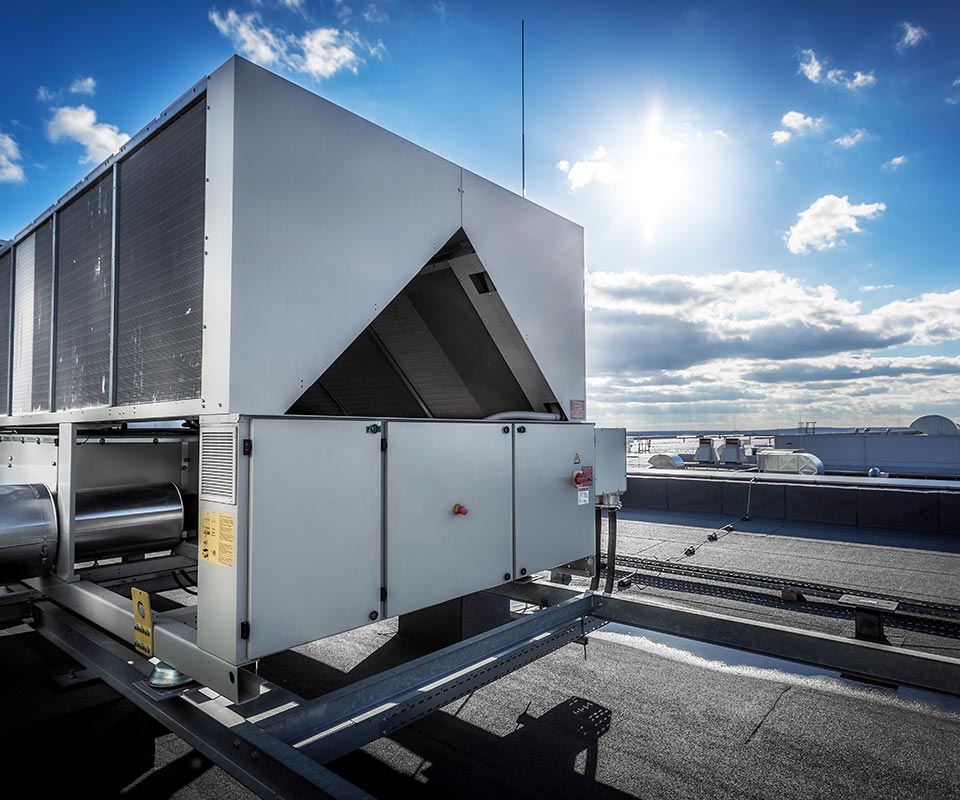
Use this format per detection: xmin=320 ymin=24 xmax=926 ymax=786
xmin=266 ymin=594 xmax=600 ymax=763
xmin=606 ymin=553 xmax=960 ymax=620
xmin=490 ymin=581 xmax=960 ymax=696
xmin=32 ymin=601 xmax=373 ymax=800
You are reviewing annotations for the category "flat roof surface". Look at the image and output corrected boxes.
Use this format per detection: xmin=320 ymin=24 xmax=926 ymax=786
xmin=3 ymin=507 xmax=960 ymax=797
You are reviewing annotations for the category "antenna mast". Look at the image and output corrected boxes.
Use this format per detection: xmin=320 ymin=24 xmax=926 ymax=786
xmin=521 ymin=18 xmax=525 ymax=198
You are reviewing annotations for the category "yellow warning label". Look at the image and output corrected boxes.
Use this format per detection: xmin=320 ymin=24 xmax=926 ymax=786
xmin=131 ymin=587 xmax=153 ymax=658
xmin=200 ymin=510 xmax=236 ymax=567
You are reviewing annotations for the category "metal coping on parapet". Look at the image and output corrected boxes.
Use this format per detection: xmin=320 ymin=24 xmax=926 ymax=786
xmin=0 ymin=74 xmax=210 ymax=255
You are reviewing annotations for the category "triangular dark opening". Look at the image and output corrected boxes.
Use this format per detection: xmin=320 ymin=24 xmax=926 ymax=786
xmin=288 ymin=229 xmax=536 ymax=419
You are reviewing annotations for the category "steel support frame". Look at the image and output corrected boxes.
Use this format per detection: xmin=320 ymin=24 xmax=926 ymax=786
xmin=24 ymin=574 xmax=257 ymax=702
xmin=490 ymin=580 xmax=960 ymax=696
xmin=265 ymin=594 xmax=600 ymax=763
xmin=28 ymin=589 xmax=600 ymax=799
xmin=32 ymin=602 xmax=372 ymax=800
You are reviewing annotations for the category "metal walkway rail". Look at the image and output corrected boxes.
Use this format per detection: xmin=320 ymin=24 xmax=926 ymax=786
xmin=605 ymin=553 xmax=960 ymax=621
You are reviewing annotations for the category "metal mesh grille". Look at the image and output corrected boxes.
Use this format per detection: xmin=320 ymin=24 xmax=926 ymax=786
xmin=404 ymin=269 xmax=530 ymax=416
xmin=200 ymin=428 xmax=237 ymax=504
xmin=370 ymin=291 xmax=482 ymax=418
xmin=31 ymin=220 xmax=53 ymax=412
xmin=0 ymin=250 xmax=10 ymax=414
xmin=55 ymin=175 xmax=113 ymax=410
xmin=116 ymin=99 xmax=205 ymax=406
xmin=320 ymin=331 xmax=427 ymax=418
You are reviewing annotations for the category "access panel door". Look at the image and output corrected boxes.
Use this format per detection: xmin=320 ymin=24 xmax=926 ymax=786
xmin=246 ymin=418 xmax=383 ymax=659
xmin=385 ymin=421 xmax=513 ymax=618
xmin=514 ymin=422 xmax=595 ymax=577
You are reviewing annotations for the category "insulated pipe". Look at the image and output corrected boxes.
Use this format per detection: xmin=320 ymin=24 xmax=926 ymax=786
xmin=590 ymin=507 xmax=602 ymax=591
xmin=483 ymin=411 xmax=562 ymax=421
xmin=0 ymin=482 xmax=185 ymax=582
xmin=604 ymin=508 xmax=618 ymax=595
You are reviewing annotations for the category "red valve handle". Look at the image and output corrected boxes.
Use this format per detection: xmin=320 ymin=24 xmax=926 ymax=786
xmin=452 ymin=504 xmax=469 ymax=516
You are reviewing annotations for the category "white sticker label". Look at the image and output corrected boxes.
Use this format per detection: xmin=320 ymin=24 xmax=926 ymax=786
xmin=578 ymin=489 xmax=590 ymax=505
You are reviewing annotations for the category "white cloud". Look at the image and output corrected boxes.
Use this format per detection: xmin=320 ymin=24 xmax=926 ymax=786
xmin=798 ymin=49 xmax=823 ymax=83
xmin=584 ymin=269 xmax=960 ymax=428
xmin=209 ymin=8 xmax=383 ymax=80
xmin=279 ymin=0 xmax=304 ymax=10
xmin=362 ymin=4 xmax=389 ymax=23
xmin=896 ymin=21 xmax=929 ymax=52
xmin=946 ymin=79 xmax=960 ymax=105
xmin=772 ymin=111 xmax=822 ymax=145
xmin=46 ymin=105 xmax=130 ymax=165
xmin=860 ymin=284 xmax=894 ymax=292
xmin=883 ymin=155 xmax=907 ymax=170
xmin=433 ymin=1 xmax=446 ymax=16
xmin=556 ymin=145 xmax=620 ymax=190
xmin=210 ymin=9 xmax=289 ymax=66
xmin=786 ymin=194 xmax=886 ymax=255
xmin=0 ymin=133 xmax=26 ymax=184
xmin=713 ymin=129 xmax=728 ymax=139
xmin=834 ymin=129 xmax=867 ymax=148
xmin=798 ymin=49 xmax=876 ymax=91
xmin=781 ymin=110 xmax=823 ymax=132
xmin=36 ymin=85 xmax=59 ymax=103
xmin=68 ymin=76 xmax=96 ymax=96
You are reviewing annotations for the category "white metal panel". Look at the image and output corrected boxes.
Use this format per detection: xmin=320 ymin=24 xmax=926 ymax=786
xmin=11 ymin=234 xmax=35 ymax=415
xmin=201 ymin=59 xmax=234 ymax=412
xmin=594 ymin=427 xmax=627 ymax=495
xmin=197 ymin=418 xmax=250 ymax=665
xmin=514 ymin=422 xmax=595 ymax=575
xmin=246 ymin=417 xmax=383 ymax=658
xmin=227 ymin=58 xmax=463 ymax=415
xmin=385 ymin=421 xmax=513 ymax=618
xmin=461 ymin=171 xmax=586 ymax=419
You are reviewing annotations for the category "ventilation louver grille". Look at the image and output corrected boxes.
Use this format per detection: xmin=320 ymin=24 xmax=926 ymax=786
xmin=200 ymin=428 xmax=237 ymax=505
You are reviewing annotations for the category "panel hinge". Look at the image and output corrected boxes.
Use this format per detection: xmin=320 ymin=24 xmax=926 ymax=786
xmin=242 ymin=439 xmax=253 ymax=456
xmin=240 ymin=621 xmax=250 ymax=640
xmin=380 ymin=439 xmax=387 ymax=452
xmin=380 ymin=587 xmax=387 ymax=602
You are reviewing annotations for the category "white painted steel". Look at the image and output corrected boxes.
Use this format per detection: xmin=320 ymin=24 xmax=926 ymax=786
xmin=224 ymin=58 xmax=463 ymax=415
xmin=461 ymin=170 xmax=585 ymax=419
xmin=11 ymin=234 xmax=35 ymax=415
xmin=594 ymin=428 xmax=627 ymax=495
xmin=384 ymin=421 xmax=513 ymax=618
xmin=246 ymin=418 xmax=383 ymax=659
xmin=513 ymin=422 xmax=595 ymax=576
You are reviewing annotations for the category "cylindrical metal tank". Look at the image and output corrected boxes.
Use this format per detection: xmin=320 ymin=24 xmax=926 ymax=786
xmin=74 ymin=483 xmax=185 ymax=560
xmin=0 ymin=482 xmax=185 ymax=581
xmin=0 ymin=484 xmax=58 ymax=581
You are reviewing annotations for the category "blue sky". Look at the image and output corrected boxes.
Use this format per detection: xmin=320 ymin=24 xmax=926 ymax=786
xmin=2 ymin=1 xmax=959 ymax=430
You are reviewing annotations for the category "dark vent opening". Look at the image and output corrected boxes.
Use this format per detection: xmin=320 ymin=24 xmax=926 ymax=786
xmin=468 ymin=271 xmax=495 ymax=295
xmin=288 ymin=229 xmax=535 ymax=420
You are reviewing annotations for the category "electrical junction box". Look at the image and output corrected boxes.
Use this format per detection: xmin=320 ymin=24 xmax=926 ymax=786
xmin=594 ymin=428 xmax=628 ymax=496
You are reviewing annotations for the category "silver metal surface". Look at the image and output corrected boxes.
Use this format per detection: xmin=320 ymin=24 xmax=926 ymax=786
xmin=73 ymin=482 xmax=184 ymax=560
xmin=147 ymin=661 xmax=195 ymax=688
xmin=0 ymin=483 xmax=57 ymax=580
xmin=266 ymin=594 xmax=597 ymax=759
xmin=25 ymin=574 xmax=255 ymax=702
xmin=32 ymin=601 xmax=373 ymax=799
xmin=55 ymin=421 xmax=76 ymax=580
